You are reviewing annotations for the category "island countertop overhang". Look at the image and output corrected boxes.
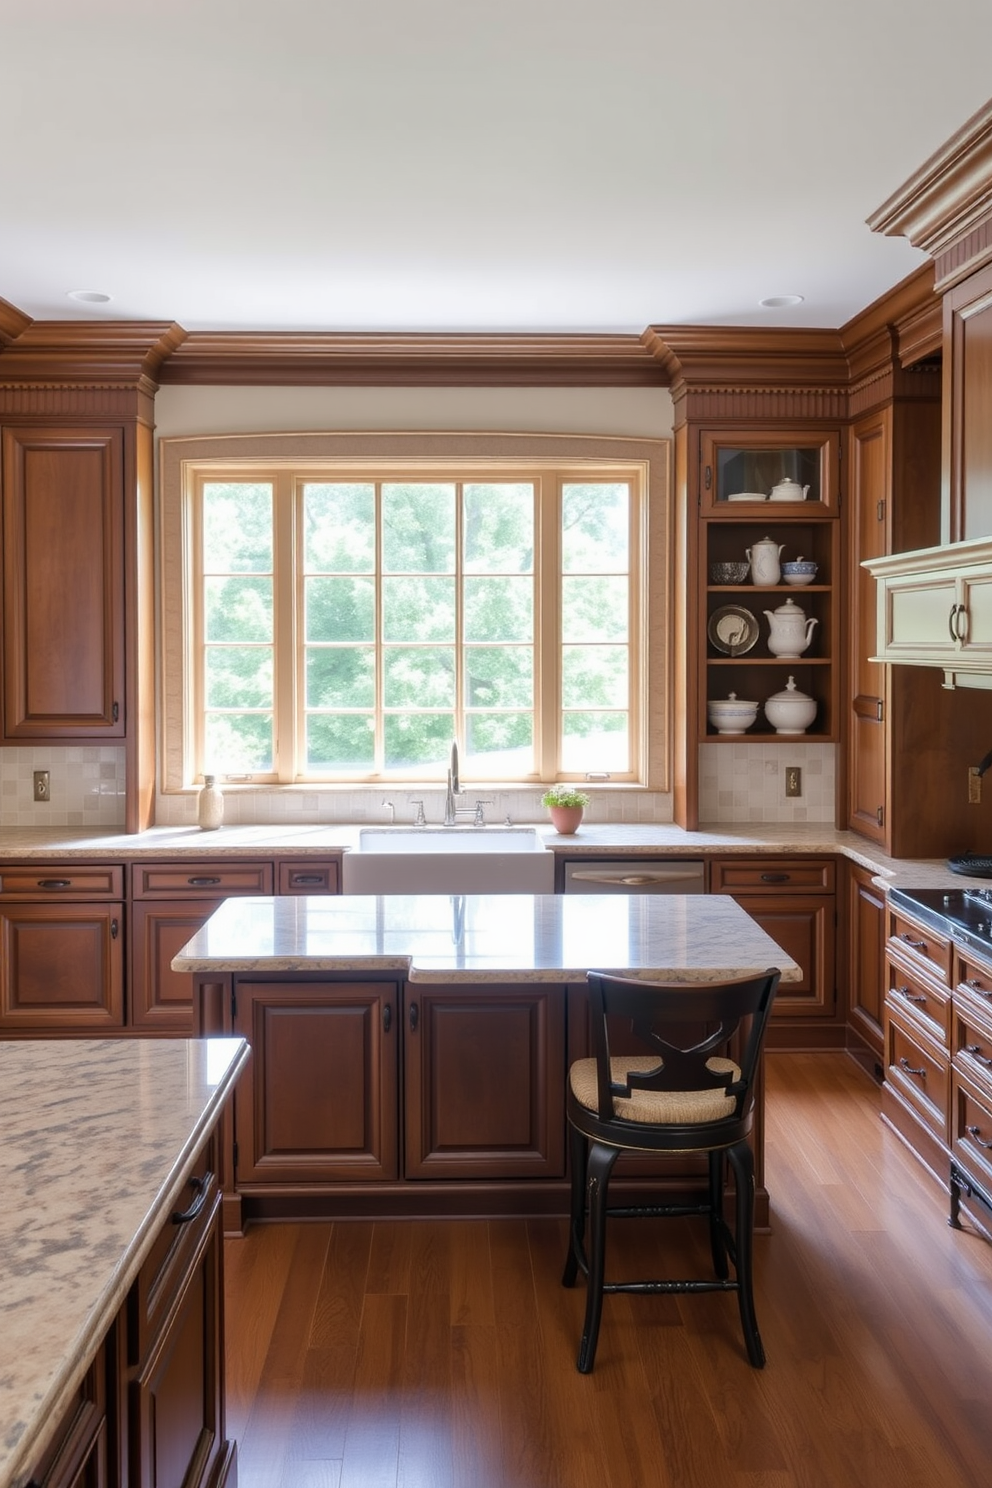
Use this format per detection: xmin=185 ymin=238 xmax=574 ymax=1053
xmin=171 ymin=892 xmax=802 ymax=984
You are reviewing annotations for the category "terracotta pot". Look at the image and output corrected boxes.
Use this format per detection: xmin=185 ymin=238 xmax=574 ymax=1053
xmin=549 ymin=805 xmax=584 ymax=835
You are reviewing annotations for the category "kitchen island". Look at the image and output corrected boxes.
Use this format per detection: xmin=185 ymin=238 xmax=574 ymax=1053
xmin=0 ymin=1036 xmax=249 ymax=1488
xmin=174 ymin=893 xmax=799 ymax=1231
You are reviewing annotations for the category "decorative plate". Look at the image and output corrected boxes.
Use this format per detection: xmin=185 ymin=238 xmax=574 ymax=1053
xmin=708 ymin=604 xmax=759 ymax=656
xmin=725 ymin=492 xmax=767 ymax=502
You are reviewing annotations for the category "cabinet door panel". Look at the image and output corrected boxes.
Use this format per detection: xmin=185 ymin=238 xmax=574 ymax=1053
xmin=721 ymin=896 xmax=834 ymax=1017
xmin=0 ymin=904 xmax=123 ymax=1029
xmin=129 ymin=901 xmax=223 ymax=1033
xmin=233 ymin=982 xmax=399 ymax=1182
xmin=2 ymin=427 xmax=125 ymax=737
xmin=847 ymin=863 xmax=886 ymax=1055
xmin=404 ymin=984 xmax=565 ymax=1178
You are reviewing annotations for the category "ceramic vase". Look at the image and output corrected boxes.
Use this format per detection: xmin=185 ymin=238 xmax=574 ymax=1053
xmin=549 ymin=805 xmax=583 ymax=835
xmin=198 ymin=774 xmax=224 ymax=831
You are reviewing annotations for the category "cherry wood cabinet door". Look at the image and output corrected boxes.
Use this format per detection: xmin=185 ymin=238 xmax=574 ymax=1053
xmin=0 ymin=902 xmax=124 ymax=1031
xmin=1 ymin=426 xmax=125 ymax=738
xmin=128 ymin=1193 xmax=232 ymax=1488
xmin=846 ymin=862 xmax=886 ymax=1059
xmin=403 ymin=982 xmax=566 ymax=1179
xmin=129 ymin=900 xmax=224 ymax=1034
xmin=232 ymin=980 xmax=399 ymax=1183
xmin=720 ymin=894 xmax=835 ymax=1020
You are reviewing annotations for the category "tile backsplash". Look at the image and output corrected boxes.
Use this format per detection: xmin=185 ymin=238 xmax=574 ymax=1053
xmin=0 ymin=742 xmax=836 ymax=831
xmin=0 ymin=747 xmax=128 ymax=828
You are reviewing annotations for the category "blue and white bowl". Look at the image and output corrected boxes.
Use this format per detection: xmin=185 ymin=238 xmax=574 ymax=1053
xmin=781 ymin=560 xmax=818 ymax=587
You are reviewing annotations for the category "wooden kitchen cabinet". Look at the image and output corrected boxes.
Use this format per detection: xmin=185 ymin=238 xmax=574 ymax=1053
xmin=129 ymin=861 xmax=274 ymax=1033
xmin=127 ymin=1136 xmax=233 ymax=1488
xmin=402 ymin=982 xmax=566 ymax=1179
xmin=24 ymin=1337 xmax=112 ymax=1487
xmin=710 ymin=857 xmax=837 ymax=1045
xmin=882 ymin=902 xmax=953 ymax=1183
xmin=0 ymin=866 xmax=124 ymax=1033
xmin=844 ymin=860 xmax=886 ymax=1067
xmin=231 ymin=978 xmax=400 ymax=1185
xmin=1 ymin=426 xmax=126 ymax=739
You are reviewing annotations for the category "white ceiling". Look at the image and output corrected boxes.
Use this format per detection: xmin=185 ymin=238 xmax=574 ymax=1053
xmin=4 ymin=0 xmax=992 ymax=335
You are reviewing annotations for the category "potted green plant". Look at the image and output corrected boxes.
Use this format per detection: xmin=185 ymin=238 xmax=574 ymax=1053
xmin=541 ymin=785 xmax=590 ymax=835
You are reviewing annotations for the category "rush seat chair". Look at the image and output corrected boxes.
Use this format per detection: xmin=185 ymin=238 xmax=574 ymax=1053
xmin=561 ymin=967 xmax=781 ymax=1373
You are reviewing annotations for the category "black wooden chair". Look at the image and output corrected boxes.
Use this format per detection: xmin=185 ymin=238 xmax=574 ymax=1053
xmin=561 ymin=967 xmax=781 ymax=1373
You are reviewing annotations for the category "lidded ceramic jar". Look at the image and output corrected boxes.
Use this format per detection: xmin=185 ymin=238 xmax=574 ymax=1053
xmin=763 ymin=676 xmax=817 ymax=735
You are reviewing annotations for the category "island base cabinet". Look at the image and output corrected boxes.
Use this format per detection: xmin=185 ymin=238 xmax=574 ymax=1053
xmin=403 ymin=983 xmax=566 ymax=1179
xmin=232 ymin=980 xmax=400 ymax=1185
xmin=128 ymin=1209 xmax=233 ymax=1488
xmin=25 ymin=1339 xmax=111 ymax=1487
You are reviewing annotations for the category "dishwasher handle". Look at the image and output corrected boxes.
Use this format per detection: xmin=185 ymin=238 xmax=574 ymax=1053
xmin=567 ymin=866 xmax=705 ymax=888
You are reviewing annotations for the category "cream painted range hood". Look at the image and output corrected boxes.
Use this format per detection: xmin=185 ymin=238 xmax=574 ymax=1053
xmin=864 ymin=538 xmax=992 ymax=690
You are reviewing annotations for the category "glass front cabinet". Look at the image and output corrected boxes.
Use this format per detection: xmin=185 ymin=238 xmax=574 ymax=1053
xmin=697 ymin=429 xmax=841 ymax=746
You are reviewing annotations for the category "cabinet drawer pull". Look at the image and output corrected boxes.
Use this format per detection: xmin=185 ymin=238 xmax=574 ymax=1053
xmin=171 ymin=1172 xmax=212 ymax=1224
xmin=383 ymin=1003 xmax=392 ymax=1033
xmin=409 ymin=1001 xmax=419 ymax=1032
xmin=37 ymin=878 xmax=72 ymax=890
xmin=897 ymin=986 xmax=926 ymax=1005
xmin=187 ymin=876 xmax=222 ymax=887
xmin=899 ymin=934 xmax=927 ymax=950
xmin=949 ymin=602 xmax=963 ymax=643
xmin=966 ymin=1125 xmax=992 ymax=1151
xmin=760 ymin=873 xmax=790 ymax=883
xmin=899 ymin=1056 xmax=926 ymax=1078
xmin=111 ymin=918 xmax=119 ymax=939
xmin=290 ymin=873 xmax=324 ymax=885
xmin=966 ymin=978 xmax=992 ymax=998
xmin=965 ymin=1044 xmax=992 ymax=1069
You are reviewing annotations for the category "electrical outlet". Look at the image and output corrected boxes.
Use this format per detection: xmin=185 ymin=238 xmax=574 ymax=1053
xmin=33 ymin=770 xmax=50 ymax=802
xmin=785 ymin=766 xmax=802 ymax=798
xmin=970 ymin=767 xmax=982 ymax=805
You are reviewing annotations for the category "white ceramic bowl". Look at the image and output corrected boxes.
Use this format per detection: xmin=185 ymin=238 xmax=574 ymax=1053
xmin=763 ymin=678 xmax=817 ymax=734
xmin=707 ymin=694 xmax=759 ymax=734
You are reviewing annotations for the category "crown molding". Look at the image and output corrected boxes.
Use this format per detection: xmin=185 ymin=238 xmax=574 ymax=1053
xmin=0 ymin=297 xmax=32 ymax=349
xmin=867 ymin=98 xmax=992 ymax=280
xmin=642 ymin=324 xmax=849 ymax=392
xmin=0 ymin=320 xmax=187 ymax=387
xmin=155 ymin=330 xmax=666 ymax=387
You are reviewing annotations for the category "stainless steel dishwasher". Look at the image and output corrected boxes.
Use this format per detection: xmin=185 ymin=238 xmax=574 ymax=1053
xmin=562 ymin=860 xmax=706 ymax=894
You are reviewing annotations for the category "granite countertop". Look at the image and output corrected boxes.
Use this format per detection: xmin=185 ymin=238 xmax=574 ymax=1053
xmin=0 ymin=1037 xmax=249 ymax=1488
xmin=0 ymin=820 xmax=982 ymax=893
xmin=172 ymin=892 xmax=802 ymax=984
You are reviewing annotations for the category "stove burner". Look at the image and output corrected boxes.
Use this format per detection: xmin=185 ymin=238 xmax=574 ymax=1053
xmin=964 ymin=886 xmax=992 ymax=906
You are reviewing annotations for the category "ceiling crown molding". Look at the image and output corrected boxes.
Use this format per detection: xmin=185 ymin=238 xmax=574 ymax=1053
xmin=867 ymin=98 xmax=992 ymax=283
xmin=156 ymin=330 xmax=666 ymax=387
xmin=642 ymin=325 xmax=849 ymax=390
xmin=0 ymin=297 xmax=32 ymax=349
xmin=0 ymin=321 xmax=187 ymax=387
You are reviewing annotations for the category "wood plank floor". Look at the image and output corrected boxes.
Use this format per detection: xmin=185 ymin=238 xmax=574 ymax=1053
xmin=223 ymin=1052 xmax=992 ymax=1487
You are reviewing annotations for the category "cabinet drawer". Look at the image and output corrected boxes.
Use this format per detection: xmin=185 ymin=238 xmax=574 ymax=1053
xmin=956 ymin=950 xmax=992 ymax=1022
xmin=277 ymin=859 xmax=340 ymax=895
xmin=886 ymin=958 xmax=951 ymax=1045
xmin=887 ymin=908 xmax=952 ymax=986
xmin=0 ymin=864 xmax=123 ymax=898
xmin=953 ymin=998 xmax=992 ymax=1100
xmin=131 ymin=861 xmax=274 ymax=898
xmin=885 ymin=1003 xmax=950 ymax=1139
xmin=951 ymin=1064 xmax=992 ymax=1194
xmin=129 ymin=1134 xmax=218 ymax=1363
xmin=710 ymin=858 xmax=835 ymax=893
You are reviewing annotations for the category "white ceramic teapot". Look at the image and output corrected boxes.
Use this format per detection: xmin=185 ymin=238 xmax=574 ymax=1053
xmin=769 ymin=477 xmax=810 ymax=502
xmin=763 ymin=596 xmax=818 ymax=657
xmin=746 ymin=536 xmax=784 ymax=586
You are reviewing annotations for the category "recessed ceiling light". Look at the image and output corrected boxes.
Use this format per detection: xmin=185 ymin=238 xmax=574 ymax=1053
xmin=67 ymin=289 xmax=112 ymax=304
xmin=759 ymin=294 xmax=804 ymax=309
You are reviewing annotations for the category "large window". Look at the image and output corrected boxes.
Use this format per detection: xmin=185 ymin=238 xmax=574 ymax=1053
xmin=160 ymin=433 xmax=669 ymax=792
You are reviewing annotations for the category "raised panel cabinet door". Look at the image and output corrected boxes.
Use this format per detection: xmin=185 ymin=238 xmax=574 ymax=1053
xmin=848 ymin=411 xmax=888 ymax=841
xmin=1 ymin=426 xmax=125 ymax=738
xmin=403 ymin=983 xmax=566 ymax=1179
xmin=129 ymin=1199 xmax=232 ymax=1488
xmin=0 ymin=903 xmax=124 ymax=1030
xmin=846 ymin=863 xmax=886 ymax=1057
xmin=129 ymin=900 xmax=223 ymax=1033
xmin=232 ymin=980 xmax=399 ymax=1183
xmin=945 ymin=261 xmax=992 ymax=545
xmin=723 ymin=895 xmax=835 ymax=1018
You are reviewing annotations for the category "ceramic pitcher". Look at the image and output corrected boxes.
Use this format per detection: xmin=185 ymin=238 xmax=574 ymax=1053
xmin=746 ymin=536 xmax=784 ymax=586
xmin=763 ymin=596 xmax=818 ymax=657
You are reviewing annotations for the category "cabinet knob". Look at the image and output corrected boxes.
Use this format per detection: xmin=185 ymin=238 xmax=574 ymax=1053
xmin=409 ymin=1002 xmax=419 ymax=1032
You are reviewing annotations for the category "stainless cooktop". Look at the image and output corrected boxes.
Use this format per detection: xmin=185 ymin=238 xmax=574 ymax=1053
xmin=889 ymin=885 xmax=992 ymax=956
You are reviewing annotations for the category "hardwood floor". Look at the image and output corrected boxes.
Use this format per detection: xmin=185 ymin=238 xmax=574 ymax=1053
xmin=224 ymin=1052 xmax=992 ymax=1487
